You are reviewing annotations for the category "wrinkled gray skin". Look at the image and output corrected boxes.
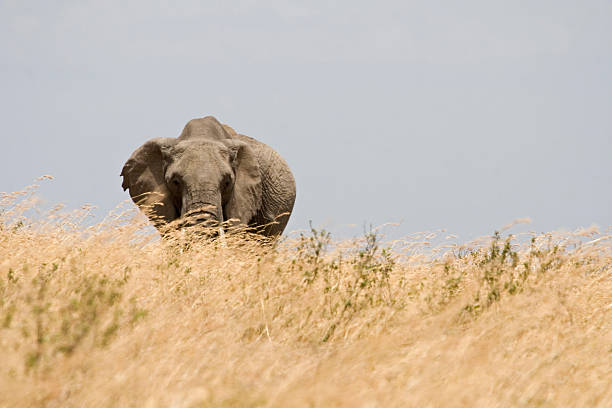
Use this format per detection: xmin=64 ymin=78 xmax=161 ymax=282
xmin=121 ymin=116 xmax=296 ymax=237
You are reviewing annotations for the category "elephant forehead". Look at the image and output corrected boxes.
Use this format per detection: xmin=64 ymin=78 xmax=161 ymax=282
xmin=180 ymin=116 xmax=230 ymax=140
xmin=174 ymin=139 xmax=227 ymax=156
xmin=169 ymin=142 xmax=231 ymax=178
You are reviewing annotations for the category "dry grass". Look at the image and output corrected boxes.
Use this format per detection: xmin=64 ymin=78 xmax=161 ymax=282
xmin=1 ymin=184 xmax=611 ymax=407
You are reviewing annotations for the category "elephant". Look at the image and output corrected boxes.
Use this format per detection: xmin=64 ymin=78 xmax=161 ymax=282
xmin=120 ymin=116 xmax=296 ymax=237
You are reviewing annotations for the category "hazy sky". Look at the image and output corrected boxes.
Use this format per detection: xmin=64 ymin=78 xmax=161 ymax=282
xmin=2 ymin=1 xmax=611 ymax=239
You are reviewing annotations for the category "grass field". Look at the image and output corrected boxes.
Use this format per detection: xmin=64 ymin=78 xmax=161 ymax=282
xmin=1 ymin=185 xmax=610 ymax=407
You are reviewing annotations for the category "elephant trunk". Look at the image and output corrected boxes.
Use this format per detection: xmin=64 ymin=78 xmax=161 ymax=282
xmin=179 ymin=186 xmax=223 ymax=230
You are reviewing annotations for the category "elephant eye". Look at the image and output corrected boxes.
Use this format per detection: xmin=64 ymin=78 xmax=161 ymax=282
xmin=170 ymin=175 xmax=181 ymax=188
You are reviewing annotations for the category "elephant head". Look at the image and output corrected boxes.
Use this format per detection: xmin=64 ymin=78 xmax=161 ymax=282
xmin=121 ymin=117 xmax=262 ymax=233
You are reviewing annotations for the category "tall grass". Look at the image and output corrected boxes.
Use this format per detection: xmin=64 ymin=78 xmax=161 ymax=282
xmin=1 ymin=185 xmax=610 ymax=407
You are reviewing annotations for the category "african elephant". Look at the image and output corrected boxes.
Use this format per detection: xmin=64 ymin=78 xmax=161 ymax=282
xmin=120 ymin=116 xmax=296 ymax=237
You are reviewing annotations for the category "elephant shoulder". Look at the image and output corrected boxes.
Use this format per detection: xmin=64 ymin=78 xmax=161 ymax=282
xmin=233 ymin=133 xmax=260 ymax=146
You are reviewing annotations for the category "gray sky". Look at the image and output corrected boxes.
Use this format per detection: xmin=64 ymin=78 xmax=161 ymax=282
xmin=2 ymin=1 xmax=611 ymax=239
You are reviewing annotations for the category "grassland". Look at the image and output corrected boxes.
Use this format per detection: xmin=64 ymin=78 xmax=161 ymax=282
xmin=1 ymin=185 xmax=610 ymax=407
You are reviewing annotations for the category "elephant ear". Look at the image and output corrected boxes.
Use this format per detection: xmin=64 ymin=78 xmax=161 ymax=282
xmin=224 ymin=140 xmax=262 ymax=226
xmin=120 ymin=138 xmax=178 ymax=228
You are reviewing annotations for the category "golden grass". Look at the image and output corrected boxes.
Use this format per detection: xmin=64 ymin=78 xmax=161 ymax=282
xmin=1 ymin=185 xmax=611 ymax=407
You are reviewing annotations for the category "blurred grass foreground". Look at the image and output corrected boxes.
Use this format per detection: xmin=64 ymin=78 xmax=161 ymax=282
xmin=1 ymin=183 xmax=611 ymax=407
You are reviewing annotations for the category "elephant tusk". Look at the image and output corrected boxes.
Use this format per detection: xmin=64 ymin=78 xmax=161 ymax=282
xmin=218 ymin=226 xmax=226 ymax=247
